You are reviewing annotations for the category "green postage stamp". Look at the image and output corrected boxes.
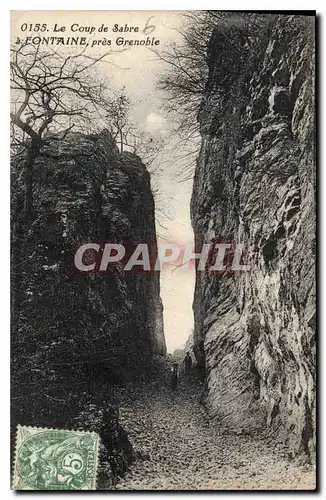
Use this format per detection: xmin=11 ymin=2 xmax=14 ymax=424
xmin=12 ymin=425 xmax=100 ymax=490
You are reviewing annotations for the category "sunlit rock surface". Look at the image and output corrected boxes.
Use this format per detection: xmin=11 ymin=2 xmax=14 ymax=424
xmin=191 ymin=15 xmax=315 ymax=456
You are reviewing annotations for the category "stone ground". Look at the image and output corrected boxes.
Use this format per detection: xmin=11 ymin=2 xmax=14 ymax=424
xmin=111 ymin=375 xmax=316 ymax=491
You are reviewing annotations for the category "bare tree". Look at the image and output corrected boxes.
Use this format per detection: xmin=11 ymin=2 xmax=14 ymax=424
xmin=106 ymin=87 xmax=164 ymax=167
xmin=158 ymin=11 xmax=210 ymax=138
xmin=155 ymin=11 xmax=217 ymax=180
xmin=158 ymin=11 xmax=275 ymax=137
xmin=10 ymin=43 xmax=114 ymax=219
xmin=105 ymin=88 xmax=130 ymax=154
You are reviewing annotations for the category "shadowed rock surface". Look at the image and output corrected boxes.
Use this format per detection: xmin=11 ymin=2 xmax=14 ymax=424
xmin=191 ymin=15 xmax=315 ymax=456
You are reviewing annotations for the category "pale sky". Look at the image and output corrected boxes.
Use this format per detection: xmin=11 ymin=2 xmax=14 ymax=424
xmin=11 ymin=11 xmax=197 ymax=353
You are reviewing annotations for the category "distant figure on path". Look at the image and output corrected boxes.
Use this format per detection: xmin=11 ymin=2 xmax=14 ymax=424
xmin=184 ymin=352 xmax=192 ymax=377
xmin=171 ymin=363 xmax=178 ymax=391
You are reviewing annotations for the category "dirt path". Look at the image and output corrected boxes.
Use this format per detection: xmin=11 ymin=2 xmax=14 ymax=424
xmin=111 ymin=376 xmax=315 ymax=491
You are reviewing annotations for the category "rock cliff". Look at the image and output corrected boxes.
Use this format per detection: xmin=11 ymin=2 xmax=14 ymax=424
xmin=12 ymin=130 xmax=165 ymax=385
xmin=11 ymin=130 xmax=165 ymax=484
xmin=191 ymin=14 xmax=315 ymax=456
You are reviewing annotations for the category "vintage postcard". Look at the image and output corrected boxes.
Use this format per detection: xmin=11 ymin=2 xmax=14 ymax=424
xmin=10 ymin=10 xmax=316 ymax=490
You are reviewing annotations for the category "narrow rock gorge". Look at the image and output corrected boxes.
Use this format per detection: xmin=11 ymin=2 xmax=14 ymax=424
xmin=191 ymin=14 xmax=315 ymax=457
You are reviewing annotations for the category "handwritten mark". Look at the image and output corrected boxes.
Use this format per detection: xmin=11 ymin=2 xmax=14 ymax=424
xmin=143 ymin=16 xmax=155 ymax=35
